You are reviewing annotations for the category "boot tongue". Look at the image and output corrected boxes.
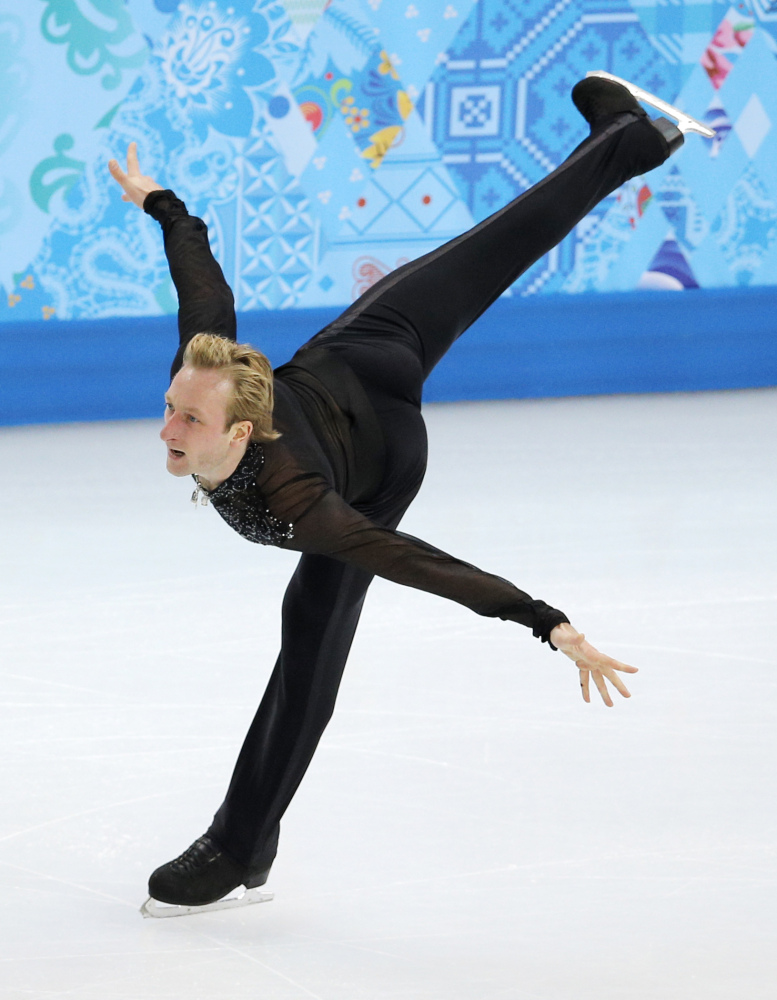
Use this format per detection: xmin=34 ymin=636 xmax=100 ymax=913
xmin=173 ymin=835 xmax=220 ymax=872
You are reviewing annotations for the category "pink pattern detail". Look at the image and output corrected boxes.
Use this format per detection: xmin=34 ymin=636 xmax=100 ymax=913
xmin=701 ymin=15 xmax=754 ymax=89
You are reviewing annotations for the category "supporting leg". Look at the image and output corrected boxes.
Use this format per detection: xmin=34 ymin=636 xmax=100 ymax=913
xmin=208 ymin=552 xmax=376 ymax=872
xmin=146 ymin=551 xmax=388 ymax=909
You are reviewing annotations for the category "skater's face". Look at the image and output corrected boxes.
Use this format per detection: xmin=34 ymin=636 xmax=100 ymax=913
xmin=160 ymin=365 xmax=252 ymax=486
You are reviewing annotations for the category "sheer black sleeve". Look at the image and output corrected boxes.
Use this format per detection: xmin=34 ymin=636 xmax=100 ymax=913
xmin=144 ymin=189 xmax=236 ymax=378
xmin=267 ymin=471 xmax=569 ymax=644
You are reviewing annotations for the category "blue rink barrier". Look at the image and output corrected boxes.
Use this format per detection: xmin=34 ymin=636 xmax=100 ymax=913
xmin=1 ymin=287 xmax=775 ymax=426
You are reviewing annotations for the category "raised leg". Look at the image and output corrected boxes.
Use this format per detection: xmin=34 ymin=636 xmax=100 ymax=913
xmin=305 ymin=78 xmax=686 ymax=391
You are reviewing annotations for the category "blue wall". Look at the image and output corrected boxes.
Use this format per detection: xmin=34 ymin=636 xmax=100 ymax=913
xmin=3 ymin=287 xmax=775 ymax=427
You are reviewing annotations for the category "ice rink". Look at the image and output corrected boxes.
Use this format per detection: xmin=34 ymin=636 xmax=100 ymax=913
xmin=1 ymin=388 xmax=776 ymax=1000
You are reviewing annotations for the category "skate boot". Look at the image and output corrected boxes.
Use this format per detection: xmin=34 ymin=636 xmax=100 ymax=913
xmin=573 ymin=73 xmax=713 ymax=159
xmin=140 ymin=834 xmax=273 ymax=918
xmin=585 ymin=71 xmax=714 ymax=140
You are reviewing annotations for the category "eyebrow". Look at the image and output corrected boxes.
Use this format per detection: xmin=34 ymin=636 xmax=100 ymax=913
xmin=165 ymin=395 xmax=206 ymax=419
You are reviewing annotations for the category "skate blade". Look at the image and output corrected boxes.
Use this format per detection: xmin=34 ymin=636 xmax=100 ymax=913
xmin=586 ymin=70 xmax=715 ymax=138
xmin=140 ymin=885 xmax=274 ymax=919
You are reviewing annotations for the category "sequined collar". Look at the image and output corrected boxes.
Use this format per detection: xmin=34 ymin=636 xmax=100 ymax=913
xmin=190 ymin=442 xmax=294 ymax=547
xmin=191 ymin=440 xmax=264 ymax=502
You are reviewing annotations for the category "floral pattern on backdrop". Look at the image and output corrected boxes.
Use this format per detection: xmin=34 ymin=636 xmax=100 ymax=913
xmin=0 ymin=0 xmax=776 ymax=324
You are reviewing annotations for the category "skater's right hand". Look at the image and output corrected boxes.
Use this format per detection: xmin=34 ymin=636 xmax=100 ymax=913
xmin=108 ymin=142 xmax=163 ymax=209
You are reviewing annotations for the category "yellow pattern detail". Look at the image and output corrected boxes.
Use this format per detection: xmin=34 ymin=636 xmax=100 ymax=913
xmin=397 ymin=90 xmax=414 ymax=121
xmin=378 ymin=50 xmax=400 ymax=80
xmin=361 ymin=126 xmax=402 ymax=169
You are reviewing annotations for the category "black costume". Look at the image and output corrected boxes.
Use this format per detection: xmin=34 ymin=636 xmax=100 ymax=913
xmin=144 ymin=84 xmax=677 ymax=900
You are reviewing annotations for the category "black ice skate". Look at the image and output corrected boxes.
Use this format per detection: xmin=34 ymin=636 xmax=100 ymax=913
xmin=140 ymin=834 xmax=273 ymax=918
xmin=583 ymin=70 xmax=714 ymax=143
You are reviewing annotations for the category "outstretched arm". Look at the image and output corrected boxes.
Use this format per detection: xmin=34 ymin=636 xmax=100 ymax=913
xmin=109 ymin=143 xmax=236 ymax=376
xmin=265 ymin=471 xmax=637 ymax=706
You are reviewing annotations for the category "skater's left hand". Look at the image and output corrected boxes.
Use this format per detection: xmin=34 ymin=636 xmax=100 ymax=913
xmin=550 ymin=622 xmax=637 ymax=707
xmin=108 ymin=141 xmax=163 ymax=208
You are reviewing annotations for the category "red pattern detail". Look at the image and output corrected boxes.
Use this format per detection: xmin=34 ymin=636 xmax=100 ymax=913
xmin=299 ymin=101 xmax=324 ymax=132
xmin=352 ymin=257 xmax=389 ymax=297
xmin=352 ymin=256 xmax=410 ymax=299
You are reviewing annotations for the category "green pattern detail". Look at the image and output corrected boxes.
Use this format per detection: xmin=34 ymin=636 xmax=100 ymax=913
xmin=95 ymin=100 xmax=122 ymax=129
xmin=39 ymin=0 xmax=147 ymax=91
xmin=284 ymin=0 xmax=327 ymax=30
xmin=153 ymin=279 xmax=177 ymax=316
xmin=30 ymin=134 xmax=86 ymax=214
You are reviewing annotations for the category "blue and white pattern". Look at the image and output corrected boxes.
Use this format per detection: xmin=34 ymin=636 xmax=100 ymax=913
xmin=0 ymin=0 xmax=776 ymax=328
xmin=449 ymin=87 xmax=502 ymax=136
xmin=157 ymin=2 xmax=277 ymax=138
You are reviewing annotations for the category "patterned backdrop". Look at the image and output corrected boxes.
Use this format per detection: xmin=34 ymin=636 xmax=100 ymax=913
xmin=1 ymin=0 xmax=776 ymax=326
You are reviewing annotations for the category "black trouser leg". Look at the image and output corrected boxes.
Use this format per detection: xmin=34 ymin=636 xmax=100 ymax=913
xmin=313 ymin=112 xmax=667 ymax=385
xmin=208 ymin=552 xmax=377 ymax=871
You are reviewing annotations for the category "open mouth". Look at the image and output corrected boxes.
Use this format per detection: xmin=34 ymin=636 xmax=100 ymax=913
xmin=169 ymin=448 xmax=185 ymax=459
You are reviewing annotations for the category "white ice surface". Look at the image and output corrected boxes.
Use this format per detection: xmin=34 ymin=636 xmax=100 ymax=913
xmin=1 ymin=389 xmax=776 ymax=999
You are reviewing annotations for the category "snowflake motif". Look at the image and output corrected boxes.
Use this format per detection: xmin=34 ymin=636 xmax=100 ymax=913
xmin=405 ymin=4 xmax=420 ymax=18
xmin=443 ymin=5 xmax=458 ymax=18
xmin=157 ymin=2 xmax=275 ymax=138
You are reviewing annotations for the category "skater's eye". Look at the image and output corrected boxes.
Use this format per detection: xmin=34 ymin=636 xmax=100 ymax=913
xmin=186 ymin=413 xmax=198 ymax=423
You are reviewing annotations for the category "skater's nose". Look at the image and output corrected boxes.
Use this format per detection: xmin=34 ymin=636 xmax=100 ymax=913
xmin=160 ymin=412 xmax=183 ymax=440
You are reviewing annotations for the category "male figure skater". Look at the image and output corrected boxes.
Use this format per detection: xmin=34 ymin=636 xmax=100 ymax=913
xmin=109 ymin=73 xmax=712 ymax=916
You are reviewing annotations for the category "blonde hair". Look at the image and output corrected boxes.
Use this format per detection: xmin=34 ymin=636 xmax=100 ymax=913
xmin=183 ymin=333 xmax=280 ymax=443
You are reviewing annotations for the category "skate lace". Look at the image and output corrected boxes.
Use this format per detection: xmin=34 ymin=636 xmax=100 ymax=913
xmin=169 ymin=836 xmax=220 ymax=874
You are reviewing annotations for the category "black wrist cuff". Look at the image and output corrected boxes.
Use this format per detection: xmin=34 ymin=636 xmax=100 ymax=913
xmin=143 ymin=188 xmax=188 ymax=221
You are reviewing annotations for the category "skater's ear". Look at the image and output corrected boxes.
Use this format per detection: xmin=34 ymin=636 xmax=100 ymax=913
xmin=228 ymin=419 xmax=253 ymax=446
